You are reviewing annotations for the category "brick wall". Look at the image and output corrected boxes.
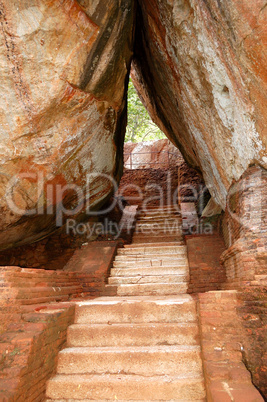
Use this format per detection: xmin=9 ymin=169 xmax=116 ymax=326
xmin=186 ymin=234 xmax=226 ymax=293
xmin=0 ymin=240 xmax=120 ymax=400
xmin=197 ymin=291 xmax=264 ymax=401
xmin=0 ymin=303 xmax=75 ymax=401
xmin=220 ymin=236 xmax=267 ymax=288
xmin=221 ymin=165 xmax=267 ymax=287
xmin=236 ymin=287 xmax=267 ymax=399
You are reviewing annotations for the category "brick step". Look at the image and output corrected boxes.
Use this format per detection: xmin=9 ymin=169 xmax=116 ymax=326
xmin=17 ymin=286 xmax=84 ymax=299
xmin=5 ymin=275 xmax=95 ymax=285
xmin=16 ymin=291 xmax=93 ymax=306
xmin=118 ymin=245 xmax=187 ymax=255
xmin=16 ymin=295 xmax=71 ymax=305
xmin=108 ymin=274 xmax=188 ymax=285
xmin=109 ymin=282 xmax=188 ymax=296
xmin=5 ymin=271 xmax=98 ymax=280
xmin=5 ymin=270 xmax=78 ymax=278
xmin=56 ymin=345 xmax=203 ymax=376
xmin=67 ymin=322 xmax=199 ymax=347
xmin=75 ymin=295 xmax=197 ymax=324
xmin=46 ymin=373 xmax=206 ymax=401
xmin=113 ymin=258 xmax=188 ymax=268
xmin=6 ymin=280 xmax=82 ymax=288
xmin=111 ymin=266 xmax=188 ymax=277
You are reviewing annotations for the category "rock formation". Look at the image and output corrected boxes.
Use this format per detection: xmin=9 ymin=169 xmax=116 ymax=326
xmin=0 ymin=0 xmax=266 ymax=250
xmin=132 ymin=0 xmax=267 ymax=208
xmin=0 ymin=0 xmax=135 ymax=250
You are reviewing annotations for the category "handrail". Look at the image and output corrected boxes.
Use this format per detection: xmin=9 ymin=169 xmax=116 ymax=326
xmin=124 ymin=150 xmax=180 ymax=169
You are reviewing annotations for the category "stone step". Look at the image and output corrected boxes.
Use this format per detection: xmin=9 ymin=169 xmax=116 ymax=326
xmin=113 ymin=258 xmax=188 ymax=268
xmin=138 ymin=216 xmax=182 ymax=222
xmin=139 ymin=211 xmax=180 ymax=216
xmin=137 ymin=218 xmax=182 ymax=224
xmin=134 ymin=232 xmax=183 ymax=238
xmin=137 ymin=214 xmax=181 ymax=219
xmin=56 ymin=345 xmax=203 ymax=376
xmin=138 ymin=217 xmax=181 ymax=222
xmin=115 ymin=255 xmax=187 ymax=263
xmin=139 ymin=209 xmax=181 ymax=214
xmin=132 ymin=236 xmax=184 ymax=244
xmin=46 ymin=399 xmax=206 ymax=402
xmin=75 ymin=295 xmax=197 ymax=324
xmin=135 ymin=222 xmax=182 ymax=229
xmin=115 ymin=252 xmax=187 ymax=261
xmin=133 ymin=231 xmax=183 ymax=237
xmin=111 ymin=282 xmax=188 ymax=296
xmin=110 ymin=266 xmax=188 ymax=277
xmin=137 ymin=214 xmax=181 ymax=218
xmin=134 ymin=231 xmax=183 ymax=237
xmin=138 ymin=210 xmax=181 ymax=216
xmin=134 ymin=229 xmax=183 ymax=235
xmin=46 ymin=373 xmax=206 ymax=401
xmin=67 ymin=322 xmax=199 ymax=347
xmin=124 ymin=241 xmax=185 ymax=248
xmin=108 ymin=274 xmax=188 ymax=285
xmin=139 ymin=206 xmax=180 ymax=211
xmin=140 ymin=204 xmax=179 ymax=207
xmin=252 ymin=274 xmax=267 ymax=285
xmin=117 ymin=245 xmax=187 ymax=255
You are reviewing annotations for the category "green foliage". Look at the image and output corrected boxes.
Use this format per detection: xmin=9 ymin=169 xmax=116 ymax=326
xmin=125 ymin=79 xmax=165 ymax=143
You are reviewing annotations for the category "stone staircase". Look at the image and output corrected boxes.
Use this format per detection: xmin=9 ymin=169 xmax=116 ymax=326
xmin=46 ymin=206 xmax=206 ymax=401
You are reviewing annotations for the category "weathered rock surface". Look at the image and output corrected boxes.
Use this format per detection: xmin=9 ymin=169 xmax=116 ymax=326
xmin=0 ymin=0 xmax=134 ymax=250
xmin=0 ymin=0 xmax=266 ymax=250
xmin=132 ymin=0 xmax=267 ymax=208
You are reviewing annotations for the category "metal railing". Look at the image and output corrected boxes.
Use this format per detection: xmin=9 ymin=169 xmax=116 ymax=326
xmin=124 ymin=150 xmax=180 ymax=169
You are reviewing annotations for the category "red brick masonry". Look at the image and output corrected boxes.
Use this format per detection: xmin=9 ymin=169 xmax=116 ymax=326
xmin=186 ymin=234 xmax=226 ymax=294
xmin=198 ymin=291 xmax=264 ymax=401
xmin=0 ymin=241 xmax=121 ymax=401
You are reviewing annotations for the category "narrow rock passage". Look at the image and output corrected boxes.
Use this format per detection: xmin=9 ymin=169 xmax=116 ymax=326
xmin=46 ymin=206 xmax=206 ymax=401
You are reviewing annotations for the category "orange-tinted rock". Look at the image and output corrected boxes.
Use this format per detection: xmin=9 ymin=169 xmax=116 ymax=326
xmin=0 ymin=1 xmax=135 ymax=250
xmin=132 ymin=0 xmax=267 ymax=208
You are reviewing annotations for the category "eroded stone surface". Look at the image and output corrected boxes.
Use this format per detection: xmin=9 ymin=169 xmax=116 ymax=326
xmin=0 ymin=0 xmax=134 ymax=249
xmin=132 ymin=0 xmax=267 ymax=208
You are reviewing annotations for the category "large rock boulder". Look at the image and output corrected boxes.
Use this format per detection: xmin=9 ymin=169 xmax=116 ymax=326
xmin=132 ymin=0 xmax=267 ymax=208
xmin=0 ymin=0 xmax=134 ymax=250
